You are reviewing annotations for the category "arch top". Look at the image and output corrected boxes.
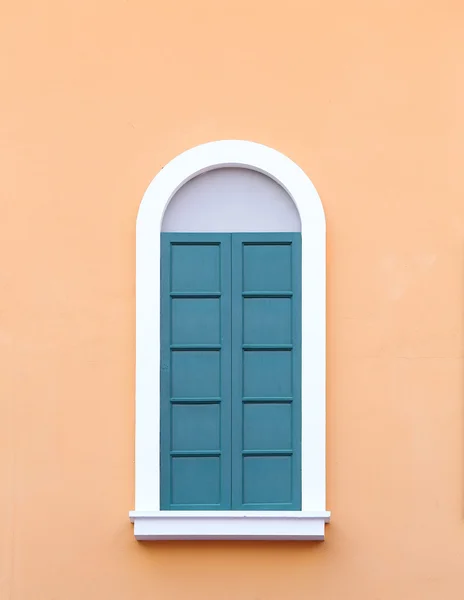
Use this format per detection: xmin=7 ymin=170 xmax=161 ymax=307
xmin=137 ymin=140 xmax=325 ymax=234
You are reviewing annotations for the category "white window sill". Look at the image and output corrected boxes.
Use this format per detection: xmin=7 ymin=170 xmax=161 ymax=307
xmin=129 ymin=510 xmax=330 ymax=541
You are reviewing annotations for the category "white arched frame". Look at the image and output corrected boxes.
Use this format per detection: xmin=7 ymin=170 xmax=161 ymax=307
xmin=130 ymin=140 xmax=330 ymax=540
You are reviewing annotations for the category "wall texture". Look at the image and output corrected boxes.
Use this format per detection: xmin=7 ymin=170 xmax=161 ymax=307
xmin=1 ymin=1 xmax=464 ymax=598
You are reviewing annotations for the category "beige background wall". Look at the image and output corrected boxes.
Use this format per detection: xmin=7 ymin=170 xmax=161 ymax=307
xmin=1 ymin=1 xmax=464 ymax=598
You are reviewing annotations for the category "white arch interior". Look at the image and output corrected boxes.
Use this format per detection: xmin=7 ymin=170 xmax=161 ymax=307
xmin=161 ymin=167 xmax=301 ymax=232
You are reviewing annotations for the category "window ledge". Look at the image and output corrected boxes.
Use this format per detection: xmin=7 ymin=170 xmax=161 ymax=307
xmin=129 ymin=510 xmax=330 ymax=541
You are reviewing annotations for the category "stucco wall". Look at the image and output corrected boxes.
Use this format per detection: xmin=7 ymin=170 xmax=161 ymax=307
xmin=1 ymin=1 xmax=464 ymax=598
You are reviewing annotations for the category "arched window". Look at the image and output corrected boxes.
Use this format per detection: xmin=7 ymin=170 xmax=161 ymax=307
xmin=130 ymin=141 xmax=329 ymax=540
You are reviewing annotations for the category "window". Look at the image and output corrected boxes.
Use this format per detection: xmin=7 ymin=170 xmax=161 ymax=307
xmin=130 ymin=141 xmax=329 ymax=539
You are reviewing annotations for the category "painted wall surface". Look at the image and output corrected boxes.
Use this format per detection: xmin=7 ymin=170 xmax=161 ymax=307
xmin=162 ymin=168 xmax=301 ymax=232
xmin=0 ymin=1 xmax=463 ymax=598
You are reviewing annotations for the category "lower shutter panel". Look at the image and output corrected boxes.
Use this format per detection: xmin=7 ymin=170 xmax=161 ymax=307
xmin=160 ymin=233 xmax=232 ymax=509
xmin=231 ymin=233 xmax=302 ymax=510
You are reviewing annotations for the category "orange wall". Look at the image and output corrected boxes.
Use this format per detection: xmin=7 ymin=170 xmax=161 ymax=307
xmin=1 ymin=1 xmax=464 ymax=598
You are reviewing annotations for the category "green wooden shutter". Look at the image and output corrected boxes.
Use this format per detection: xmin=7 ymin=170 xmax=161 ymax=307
xmin=161 ymin=232 xmax=301 ymax=511
xmin=231 ymin=233 xmax=302 ymax=510
xmin=160 ymin=233 xmax=232 ymax=510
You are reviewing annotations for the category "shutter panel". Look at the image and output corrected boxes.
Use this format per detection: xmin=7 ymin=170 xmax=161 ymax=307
xmin=160 ymin=233 xmax=232 ymax=510
xmin=231 ymin=233 xmax=302 ymax=510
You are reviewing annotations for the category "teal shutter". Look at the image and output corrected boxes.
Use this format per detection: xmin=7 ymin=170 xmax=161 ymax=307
xmin=160 ymin=232 xmax=301 ymax=510
xmin=231 ymin=233 xmax=302 ymax=510
xmin=160 ymin=233 xmax=232 ymax=510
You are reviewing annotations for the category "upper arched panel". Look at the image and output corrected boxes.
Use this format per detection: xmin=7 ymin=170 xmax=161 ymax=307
xmin=137 ymin=140 xmax=325 ymax=237
xmin=161 ymin=167 xmax=301 ymax=232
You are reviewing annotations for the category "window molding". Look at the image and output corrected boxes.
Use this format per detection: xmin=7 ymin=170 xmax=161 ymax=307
xmin=130 ymin=511 xmax=330 ymax=541
xmin=130 ymin=140 xmax=329 ymax=540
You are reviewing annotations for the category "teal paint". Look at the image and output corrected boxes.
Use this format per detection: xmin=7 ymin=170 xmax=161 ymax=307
xmin=160 ymin=234 xmax=232 ymax=510
xmin=160 ymin=233 xmax=301 ymax=510
xmin=231 ymin=234 xmax=301 ymax=510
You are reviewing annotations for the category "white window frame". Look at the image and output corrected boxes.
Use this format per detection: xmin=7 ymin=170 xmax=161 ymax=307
xmin=130 ymin=140 xmax=330 ymax=540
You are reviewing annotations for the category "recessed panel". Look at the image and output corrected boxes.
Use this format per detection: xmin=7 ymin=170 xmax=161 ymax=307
xmin=243 ymin=456 xmax=292 ymax=504
xmin=171 ymin=404 xmax=220 ymax=451
xmin=171 ymin=243 xmax=220 ymax=292
xmin=243 ymin=350 xmax=292 ymax=398
xmin=243 ymin=243 xmax=292 ymax=291
xmin=171 ymin=457 xmax=221 ymax=506
xmin=171 ymin=298 xmax=220 ymax=345
xmin=162 ymin=168 xmax=301 ymax=232
xmin=243 ymin=297 xmax=291 ymax=345
xmin=171 ymin=350 xmax=220 ymax=398
xmin=243 ymin=403 xmax=292 ymax=450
